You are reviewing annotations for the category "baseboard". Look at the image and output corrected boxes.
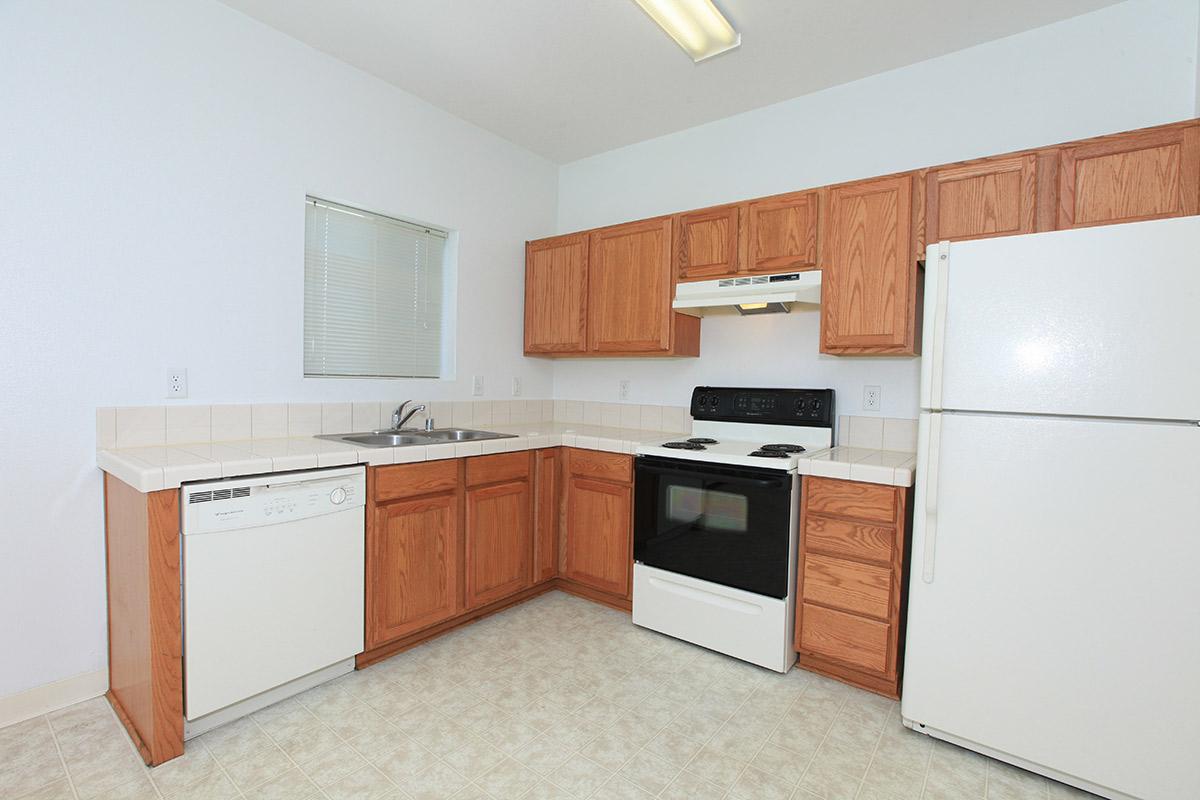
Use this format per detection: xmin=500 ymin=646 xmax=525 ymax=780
xmin=553 ymin=578 xmax=632 ymax=612
xmin=0 ymin=669 xmax=109 ymax=729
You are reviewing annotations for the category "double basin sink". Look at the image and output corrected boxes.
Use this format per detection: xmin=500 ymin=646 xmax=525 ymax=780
xmin=316 ymin=428 xmax=517 ymax=448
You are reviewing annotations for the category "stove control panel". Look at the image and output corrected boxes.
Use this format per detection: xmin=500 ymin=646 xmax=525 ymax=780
xmin=690 ymin=386 xmax=834 ymax=427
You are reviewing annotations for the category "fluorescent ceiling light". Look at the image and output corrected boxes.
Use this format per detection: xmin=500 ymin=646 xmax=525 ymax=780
xmin=633 ymin=0 xmax=741 ymax=62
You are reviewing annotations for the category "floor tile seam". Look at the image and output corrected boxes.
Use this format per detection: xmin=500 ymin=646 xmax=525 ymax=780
xmin=41 ymin=713 xmax=83 ymax=800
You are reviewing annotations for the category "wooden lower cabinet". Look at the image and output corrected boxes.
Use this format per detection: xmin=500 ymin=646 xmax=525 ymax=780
xmin=533 ymin=448 xmax=561 ymax=582
xmin=465 ymin=455 xmax=533 ymax=608
xmin=367 ymin=487 xmax=461 ymax=648
xmin=795 ymin=476 xmax=912 ymax=698
xmin=561 ymin=449 xmax=634 ymax=603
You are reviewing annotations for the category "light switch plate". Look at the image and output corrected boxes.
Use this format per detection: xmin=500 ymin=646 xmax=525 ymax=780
xmin=472 ymin=375 xmax=485 ymax=396
xmin=511 ymin=377 xmax=522 ymax=397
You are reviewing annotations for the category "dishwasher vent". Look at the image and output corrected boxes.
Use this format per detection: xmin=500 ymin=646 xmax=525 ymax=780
xmin=188 ymin=487 xmax=252 ymax=504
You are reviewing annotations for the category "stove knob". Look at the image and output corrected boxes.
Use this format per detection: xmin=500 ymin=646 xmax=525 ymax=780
xmin=811 ymin=399 xmax=822 ymax=411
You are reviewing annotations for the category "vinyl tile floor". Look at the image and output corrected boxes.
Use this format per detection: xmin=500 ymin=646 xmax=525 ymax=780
xmin=1 ymin=591 xmax=1101 ymax=800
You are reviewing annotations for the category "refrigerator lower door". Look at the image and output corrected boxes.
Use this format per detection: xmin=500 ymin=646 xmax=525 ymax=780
xmin=903 ymin=412 xmax=1200 ymax=800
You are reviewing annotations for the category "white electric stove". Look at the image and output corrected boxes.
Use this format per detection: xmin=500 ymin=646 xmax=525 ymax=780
xmin=631 ymin=386 xmax=834 ymax=672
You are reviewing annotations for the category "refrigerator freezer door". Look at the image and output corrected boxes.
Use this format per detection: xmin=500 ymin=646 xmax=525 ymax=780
xmin=922 ymin=216 xmax=1200 ymax=420
xmin=903 ymin=411 xmax=1200 ymax=800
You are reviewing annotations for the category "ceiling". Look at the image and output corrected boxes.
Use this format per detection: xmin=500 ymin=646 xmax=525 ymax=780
xmin=218 ymin=0 xmax=1123 ymax=163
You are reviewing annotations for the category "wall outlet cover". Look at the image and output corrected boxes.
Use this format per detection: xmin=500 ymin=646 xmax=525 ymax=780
xmin=166 ymin=368 xmax=188 ymax=399
xmin=619 ymin=380 xmax=631 ymax=401
xmin=863 ymin=385 xmax=881 ymax=412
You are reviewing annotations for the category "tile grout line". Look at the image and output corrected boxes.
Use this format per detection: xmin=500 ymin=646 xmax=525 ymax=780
xmin=40 ymin=715 xmax=82 ymax=800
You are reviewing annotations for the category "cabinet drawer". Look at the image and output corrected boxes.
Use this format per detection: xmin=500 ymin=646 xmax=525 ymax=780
xmin=805 ymin=515 xmax=894 ymax=564
xmin=805 ymin=477 xmax=896 ymax=524
xmin=466 ymin=452 xmax=529 ymax=487
xmin=374 ymin=460 xmax=459 ymax=502
xmin=803 ymin=554 xmax=891 ymax=619
xmin=799 ymin=603 xmax=890 ymax=674
xmin=568 ymin=449 xmax=632 ymax=483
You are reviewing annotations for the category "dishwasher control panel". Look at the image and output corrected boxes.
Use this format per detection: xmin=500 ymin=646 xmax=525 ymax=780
xmin=182 ymin=466 xmax=366 ymax=536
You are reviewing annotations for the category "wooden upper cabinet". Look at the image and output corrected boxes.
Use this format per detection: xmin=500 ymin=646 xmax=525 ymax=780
xmin=367 ymin=490 xmax=460 ymax=647
xmin=926 ymin=154 xmax=1039 ymax=244
xmin=524 ymin=233 xmax=588 ymax=354
xmin=1058 ymin=123 xmax=1200 ymax=229
xmin=464 ymin=478 xmax=532 ymax=608
xmin=588 ymin=218 xmax=674 ymax=353
xmin=674 ymin=204 xmax=741 ymax=281
xmin=821 ymin=174 xmax=919 ymax=355
xmin=745 ymin=190 xmax=819 ymax=273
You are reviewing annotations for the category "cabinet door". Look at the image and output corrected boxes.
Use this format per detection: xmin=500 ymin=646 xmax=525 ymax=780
xmin=1058 ymin=123 xmax=1200 ymax=229
xmin=564 ymin=476 xmax=632 ymax=596
xmin=674 ymin=204 xmax=741 ymax=281
xmin=533 ymin=448 xmax=561 ymax=583
xmin=588 ymin=218 xmax=673 ymax=353
xmin=465 ymin=479 xmax=532 ymax=608
xmin=821 ymin=174 xmax=917 ymax=355
xmin=926 ymin=154 xmax=1038 ymax=243
xmin=367 ymin=492 xmax=459 ymax=647
xmin=745 ymin=190 xmax=819 ymax=273
xmin=524 ymin=233 xmax=588 ymax=354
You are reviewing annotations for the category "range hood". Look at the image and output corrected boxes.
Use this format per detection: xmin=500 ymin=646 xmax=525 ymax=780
xmin=673 ymin=270 xmax=822 ymax=315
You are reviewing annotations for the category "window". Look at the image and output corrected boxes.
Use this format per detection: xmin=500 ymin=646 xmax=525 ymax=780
xmin=304 ymin=197 xmax=448 ymax=378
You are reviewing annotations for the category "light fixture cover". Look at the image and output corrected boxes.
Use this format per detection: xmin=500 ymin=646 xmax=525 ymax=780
xmin=736 ymin=302 xmax=790 ymax=316
xmin=633 ymin=0 xmax=741 ymax=62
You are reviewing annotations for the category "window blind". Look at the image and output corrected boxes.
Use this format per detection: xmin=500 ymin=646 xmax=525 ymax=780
xmin=304 ymin=197 xmax=447 ymax=379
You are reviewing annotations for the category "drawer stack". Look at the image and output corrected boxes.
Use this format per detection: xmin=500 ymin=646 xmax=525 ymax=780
xmin=795 ymin=476 xmax=912 ymax=698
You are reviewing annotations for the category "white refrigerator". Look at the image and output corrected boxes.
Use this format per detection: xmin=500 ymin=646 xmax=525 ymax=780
xmin=902 ymin=216 xmax=1200 ymax=800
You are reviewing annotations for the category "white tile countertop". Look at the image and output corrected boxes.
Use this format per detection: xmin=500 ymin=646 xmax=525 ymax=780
xmin=97 ymin=421 xmax=915 ymax=493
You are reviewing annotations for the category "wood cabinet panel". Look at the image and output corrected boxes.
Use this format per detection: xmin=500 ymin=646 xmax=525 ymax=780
xmin=588 ymin=218 xmax=674 ymax=353
xmin=368 ymin=492 xmax=460 ymax=646
xmin=674 ymin=204 xmax=741 ymax=281
xmin=821 ymin=174 xmax=918 ymax=354
xmin=746 ymin=190 xmax=819 ymax=273
xmin=805 ymin=476 xmax=897 ymax=524
xmin=466 ymin=452 xmax=529 ymax=487
xmin=1059 ymin=124 xmax=1200 ymax=229
xmin=803 ymin=554 xmax=891 ymax=620
xmin=465 ymin=479 xmax=531 ymax=608
xmin=533 ymin=448 xmax=561 ymax=583
xmin=524 ymin=233 xmax=588 ymax=354
xmin=564 ymin=476 xmax=632 ymax=597
xmin=567 ymin=449 xmax=633 ymax=483
xmin=799 ymin=603 xmax=890 ymax=674
xmin=804 ymin=515 xmax=894 ymax=564
xmin=374 ymin=460 xmax=459 ymax=503
xmin=926 ymin=154 xmax=1037 ymax=243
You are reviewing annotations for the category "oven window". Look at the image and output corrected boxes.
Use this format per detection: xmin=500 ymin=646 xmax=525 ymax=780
xmin=666 ymin=486 xmax=748 ymax=532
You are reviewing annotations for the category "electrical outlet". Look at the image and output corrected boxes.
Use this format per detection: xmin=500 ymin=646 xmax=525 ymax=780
xmin=472 ymin=375 xmax=485 ymax=396
xmin=863 ymin=385 xmax=881 ymax=412
xmin=166 ymin=369 xmax=188 ymax=399
xmin=511 ymin=377 xmax=522 ymax=397
xmin=619 ymin=380 xmax=631 ymax=401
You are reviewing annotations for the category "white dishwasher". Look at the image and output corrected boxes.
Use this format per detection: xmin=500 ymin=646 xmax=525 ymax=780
xmin=182 ymin=465 xmax=365 ymax=736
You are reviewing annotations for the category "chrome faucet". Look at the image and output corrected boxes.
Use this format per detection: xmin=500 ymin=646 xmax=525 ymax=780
xmin=391 ymin=401 xmax=426 ymax=431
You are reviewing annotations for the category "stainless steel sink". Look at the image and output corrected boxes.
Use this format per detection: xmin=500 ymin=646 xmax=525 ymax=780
xmin=317 ymin=428 xmax=517 ymax=448
xmin=421 ymin=429 xmax=498 ymax=441
xmin=338 ymin=432 xmax=429 ymax=447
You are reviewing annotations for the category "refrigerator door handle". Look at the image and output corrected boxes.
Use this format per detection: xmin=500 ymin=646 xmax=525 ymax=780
xmin=921 ymin=241 xmax=951 ymax=411
xmin=921 ymin=413 xmax=943 ymax=584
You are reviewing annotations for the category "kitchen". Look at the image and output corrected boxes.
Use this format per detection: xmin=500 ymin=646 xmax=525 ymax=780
xmin=2 ymin=1 xmax=1199 ymax=799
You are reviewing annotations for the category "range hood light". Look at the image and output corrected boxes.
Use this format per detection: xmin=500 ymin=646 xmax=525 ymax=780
xmin=633 ymin=0 xmax=741 ymax=62
xmin=736 ymin=302 xmax=790 ymax=316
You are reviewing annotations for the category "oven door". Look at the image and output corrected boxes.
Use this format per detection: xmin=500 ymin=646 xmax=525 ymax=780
xmin=634 ymin=456 xmax=794 ymax=598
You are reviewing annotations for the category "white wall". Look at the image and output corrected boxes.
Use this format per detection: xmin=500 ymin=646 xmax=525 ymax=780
xmin=0 ymin=0 xmax=558 ymax=700
xmin=553 ymin=0 xmax=1200 ymax=416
